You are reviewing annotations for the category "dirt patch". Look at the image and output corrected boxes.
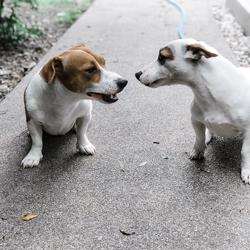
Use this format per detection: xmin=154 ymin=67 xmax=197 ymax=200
xmin=0 ymin=0 xmax=92 ymax=102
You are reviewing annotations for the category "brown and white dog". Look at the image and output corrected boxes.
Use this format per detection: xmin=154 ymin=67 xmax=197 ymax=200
xmin=22 ymin=44 xmax=127 ymax=168
xmin=135 ymin=38 xmax=250 ymax=184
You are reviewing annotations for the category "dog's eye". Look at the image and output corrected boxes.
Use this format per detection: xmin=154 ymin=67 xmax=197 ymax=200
xmin=158 ymin=53 xmax=166 ymax=65
xmin=85 ymin=67 xmax=97 ymax=74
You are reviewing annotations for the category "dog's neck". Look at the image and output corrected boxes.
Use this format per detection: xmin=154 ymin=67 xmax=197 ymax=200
xmin=179 ymin=57 xmax=241 ymax=109
xmin=50 ymin=79 xmax=87 ymax=103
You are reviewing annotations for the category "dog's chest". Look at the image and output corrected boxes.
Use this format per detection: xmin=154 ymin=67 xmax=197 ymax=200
xmin=43 ymin=118 xmax=75 ymax=135
xmin=204 ymin=115 xmax=241 ymax=138
xmin=41 ymin=104 xmax=80 ymax=135
xmin=43 ymin=111 xmax=76 ymax=135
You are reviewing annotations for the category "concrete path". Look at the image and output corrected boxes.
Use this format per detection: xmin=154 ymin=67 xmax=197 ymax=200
xmin=0 ymin=0 xmax=249 ymax=249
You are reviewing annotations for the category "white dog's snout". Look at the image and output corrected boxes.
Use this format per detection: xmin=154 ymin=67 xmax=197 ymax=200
xmin=135 ymin=71 xmax=143 ymax=80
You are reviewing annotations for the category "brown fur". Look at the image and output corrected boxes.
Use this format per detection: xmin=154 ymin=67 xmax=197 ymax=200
xmin=70 ymin=43 xmax=106 ymax=67
xmin=40 ymin=44 xmax=106 ymax=93
xmin=186 ymin=44 xmax=218 ymax=59
xmin=40 ymin=58 xmax=57 ymax=84
xmin=160 ymin=47 xmax=174 ymax=60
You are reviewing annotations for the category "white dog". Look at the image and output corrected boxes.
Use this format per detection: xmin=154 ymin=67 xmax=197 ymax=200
xmin=22 ymin=44 xmax=127 ymax=168
xmin=135 ymin=38 xmax=250 ymax=184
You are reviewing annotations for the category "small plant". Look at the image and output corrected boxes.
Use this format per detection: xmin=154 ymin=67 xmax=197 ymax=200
xmin=0 ymin=0 xmax=42 ymax=49
xmin=57 ymin=9 xmax=82 ymax=25
xmin=56 ymin=0 xmax=92 ymax=25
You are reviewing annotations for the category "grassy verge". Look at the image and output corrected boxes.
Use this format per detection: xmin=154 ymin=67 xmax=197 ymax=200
xmin=0 ymin=0 xmax=91 ymax=49
xmin=37 ymin=0 xmax=92 ymax=24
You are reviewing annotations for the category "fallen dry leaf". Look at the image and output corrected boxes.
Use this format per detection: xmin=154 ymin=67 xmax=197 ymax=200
xmin=162 ymin=156 xmax=169 ymax=160
xmin=119 ymin=229 xmax=136 ymax=236
xmin=139 ymin=161 xmax=147 ymax=167
xmin=153 ymin=141 xmax=160 ymax=144
xmin=21 ymin=212 xmax=38 ymax=221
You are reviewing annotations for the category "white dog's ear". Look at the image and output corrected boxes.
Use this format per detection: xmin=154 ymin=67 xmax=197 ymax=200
xmin=40 ymin=57 xmax=63 ymax=84
xmin=184 ymin=43 xmax=218 ymax=61
xmin=158 ymin=47 xmax=174 ymax=65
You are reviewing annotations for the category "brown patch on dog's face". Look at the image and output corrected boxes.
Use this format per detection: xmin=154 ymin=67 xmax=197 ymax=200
xmin=70 ymin=43 xmax=106 ymax=67
xmin=158 ymin=47 xmax=174 ymax=65
xmin=40 ymin=44 xmax=106 ymax=93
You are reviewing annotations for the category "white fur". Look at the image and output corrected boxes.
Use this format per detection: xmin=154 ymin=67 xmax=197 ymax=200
xmin=22 ymin=67 xmax=124 ymax=168
xmin=137 ymin=38 xmax=250 ymax=184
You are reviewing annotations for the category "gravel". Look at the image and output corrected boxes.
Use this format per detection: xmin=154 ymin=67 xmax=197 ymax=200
xmin=212 ymin=0 xmax=250 ymax=66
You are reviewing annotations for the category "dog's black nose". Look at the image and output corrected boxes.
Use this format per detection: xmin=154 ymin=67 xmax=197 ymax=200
xmin=117 ymin=79 xmax=128 ymax=89
xmin=135 ymin=71 xmax=142 ymax=80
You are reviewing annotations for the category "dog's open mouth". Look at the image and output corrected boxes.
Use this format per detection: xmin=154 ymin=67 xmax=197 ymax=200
xmin=87 ymin=92 xmax=118 ymax=103
xmin=151 ymin=78 xmax=165 ymax=85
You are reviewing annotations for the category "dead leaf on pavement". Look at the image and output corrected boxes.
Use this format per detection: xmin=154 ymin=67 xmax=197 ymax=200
xmin=162 ymin=156 xmax=169 ymax=159
xmin=21 ymin=212 xmax=38 ymax=221
xmin=153 ymin=141 xmax=160 ymax=144
xmin=119 ymin=229 xmax=135 ymax=236
xmin=139 ymin=161 xmax=147 ymax=167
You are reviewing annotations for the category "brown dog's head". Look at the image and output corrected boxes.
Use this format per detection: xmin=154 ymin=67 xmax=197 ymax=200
xmin=40 ymin=44 xmax=127 ymax=103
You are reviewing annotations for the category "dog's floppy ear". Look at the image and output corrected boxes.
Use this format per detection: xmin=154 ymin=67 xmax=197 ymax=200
xmin=184 ymin=43 xmax=218 ymax=61
xmin=40 ymin=57 xmax=63 ymax=84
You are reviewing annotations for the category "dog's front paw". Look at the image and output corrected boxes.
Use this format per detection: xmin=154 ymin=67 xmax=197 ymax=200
xmin=189 ymin=149 xmax=204 ymax=160
xmin=241 ymin=168 xmax=250 ymax=184
xmin=77 ymin=143 xmax=96 ymax=155
xmin=21 ymin=152 xmax=43 ymax=168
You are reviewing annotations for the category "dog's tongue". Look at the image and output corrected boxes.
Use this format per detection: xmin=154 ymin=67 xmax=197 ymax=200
xmin=103 ymin=94 xmax=118 ymax=103
xmin=87 ymin=92 xmax=118 ymax=103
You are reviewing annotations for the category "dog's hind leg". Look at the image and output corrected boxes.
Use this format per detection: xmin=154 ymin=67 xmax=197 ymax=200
xmin=241 ymin=131 xmax=250 ymax=184
xmin=189 ymin=117 xmax=206 ymax=160
xmin=205 ymin=128 xmax=214 ymax=145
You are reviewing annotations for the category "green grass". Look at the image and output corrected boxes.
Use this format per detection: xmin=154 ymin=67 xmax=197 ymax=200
xmin=37 ymin=0 xmax=92 ymax=24
xmin=37 ymin=0 xmax=91 ymax=8
xmin=57 ymin=10 xmax=81 ymax=24
xmin=37 ymin=0 xmax=73 ymax=7
xmin=0 ymin=0 xmax=91 ymax=48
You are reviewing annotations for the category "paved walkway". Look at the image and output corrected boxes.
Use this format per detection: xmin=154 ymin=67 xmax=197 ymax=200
xmin=0 ymin=0 xmax=249 ymax=249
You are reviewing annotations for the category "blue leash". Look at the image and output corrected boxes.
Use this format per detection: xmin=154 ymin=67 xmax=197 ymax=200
xmin=166 ymin=0 xmax=186 ymax=39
